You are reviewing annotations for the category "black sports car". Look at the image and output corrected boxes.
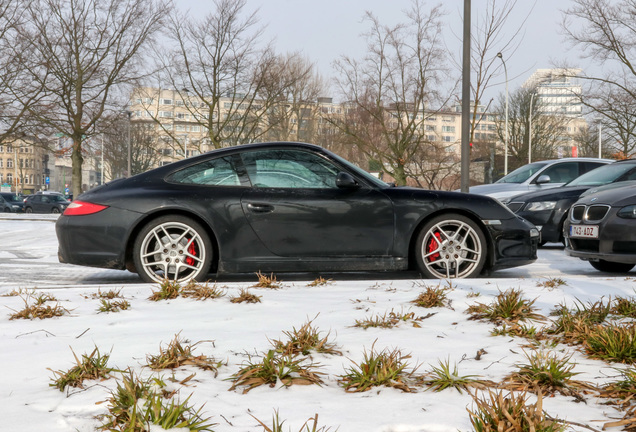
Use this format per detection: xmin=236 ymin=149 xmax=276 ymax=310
xmin=503 ymin=159 xmax=636 ymax=245
xmin=564 ymin=184 xmax=636 ymax=273
xmin=56 ymin=142 xmax=539 ymax=283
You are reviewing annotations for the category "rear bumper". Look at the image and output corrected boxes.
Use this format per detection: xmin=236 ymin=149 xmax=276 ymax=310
xmin=56 ymin=207 xmax=142 ymax=270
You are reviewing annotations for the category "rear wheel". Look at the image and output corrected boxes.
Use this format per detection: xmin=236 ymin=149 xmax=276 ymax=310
xmin=589 ymin=260 xmax=635 ymax=273
xmin=133 ymin=215 xmax=213 ymax=283
xmin=415 ymin=213 xmax=487 ymax=279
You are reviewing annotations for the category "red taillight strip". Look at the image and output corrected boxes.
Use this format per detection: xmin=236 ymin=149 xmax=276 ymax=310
xmin=63 ymin=200 xmax=109 ymax=216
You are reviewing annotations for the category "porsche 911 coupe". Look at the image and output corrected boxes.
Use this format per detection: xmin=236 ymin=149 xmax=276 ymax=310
xmin=56 ymin=142 xmax=539 ymax=283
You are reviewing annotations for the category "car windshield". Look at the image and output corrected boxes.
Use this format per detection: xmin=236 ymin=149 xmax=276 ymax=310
xmin=3 ymin=194 xmax=22 ymax=203
xmin=568 ymin=162 xmax=636 ymax=186
xmin=495 ymin=162 xmax=549 ymax=184
xmin=329 ymin=153 xmax=390 ymax=188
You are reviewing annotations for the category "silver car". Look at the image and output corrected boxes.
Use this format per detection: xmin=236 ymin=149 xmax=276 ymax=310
xmin=468 ymin=158 xmax=612 ymax=201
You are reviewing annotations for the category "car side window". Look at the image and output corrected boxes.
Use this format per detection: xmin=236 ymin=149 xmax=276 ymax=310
xmin=241 ymin=149 xmax=340 ymax=189
xmin=166 ymin=156 xmax=242 ymax=186
xmin=540 ymin=162 xmax=579 ymax=184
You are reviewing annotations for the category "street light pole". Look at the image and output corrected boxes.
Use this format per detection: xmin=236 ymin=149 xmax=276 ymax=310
xmin=101 ymin=133 xmax=104 ymax=185
xmin=497 ymin=52 xmax=509 ymax=175
xmin=529 ymin=92 xmax=536 ymax=164
xmin=125 ymin=110 xmax=132 ymax=177
xmin=598 ymin=122 xmax=602 ymax=159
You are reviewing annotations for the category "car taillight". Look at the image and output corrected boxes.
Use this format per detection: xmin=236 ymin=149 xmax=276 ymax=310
xmin=63 ymin=201 xmax=109 ymax=216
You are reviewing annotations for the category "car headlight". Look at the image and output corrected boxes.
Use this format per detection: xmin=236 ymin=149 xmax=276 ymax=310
xmin=525 ymin=201 xmax=557 ymax=212
xmin=618 ymin=205 xmax=636 ymax=219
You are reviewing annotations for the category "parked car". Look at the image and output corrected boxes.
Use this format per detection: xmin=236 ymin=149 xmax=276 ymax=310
xmin=564 ymin=184 xmax=636 ymax=273
xmin=56 ymin=142 xmax=540 ymax=283
xmin=468 ymin=158 xmax=611 ymax=201
xmin=503 ymin=159 xmax=636 ymax=245
xmin=24 ymin=192 xmax=71 ymax=214
xmin=0 ymin=192 xmax=24 ymax=212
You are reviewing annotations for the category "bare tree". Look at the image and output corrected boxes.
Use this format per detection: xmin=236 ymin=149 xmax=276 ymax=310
xmin=265 ymin=53 xmax=326 ymax=142
xmin=327 ymin=1 xmax=451 ymax=186
xmin=17 ymin=0 xmax=170 ymax=198
xmin=102 ymin=116 xmax=163 ymax=180
xmin=561 ymin=0 xmax=636 ymax=157
xmin=495 ymin=87 xmax=571 ymax=170
xmin=465 ymin=0 xmax=530 ymax=183
xmin=0 ymin=0 xmax=46 ymax=146
xmin=148 ymin=0 xmax=297 ymax=154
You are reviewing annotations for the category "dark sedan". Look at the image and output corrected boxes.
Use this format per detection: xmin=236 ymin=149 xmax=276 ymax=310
xmin=0 ymin=192 xmax=25 ymax=212
xmin=56 ymin=142 xmax=539 ymax=283
xmin=24 ymin=192 xmax=71 ymax=214
xmin=503 ymin=159 xmax=636 ymax=245
xmin=564 ymin=184 xmax=636 ymax=273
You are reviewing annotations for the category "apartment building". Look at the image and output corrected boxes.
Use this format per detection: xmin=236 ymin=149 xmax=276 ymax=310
xmin=0 ymin=140 xmax=50 ymax=195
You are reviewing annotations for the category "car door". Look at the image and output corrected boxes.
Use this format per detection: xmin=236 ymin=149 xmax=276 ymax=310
xmin=239 ymin=148 xmax=395 ymax=257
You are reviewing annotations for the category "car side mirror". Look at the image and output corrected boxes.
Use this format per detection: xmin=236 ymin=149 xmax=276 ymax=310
xmin=336 ymin=172 xmax=359 ymax=189
xmin=536 ymin=175 xmax=551 ymax=185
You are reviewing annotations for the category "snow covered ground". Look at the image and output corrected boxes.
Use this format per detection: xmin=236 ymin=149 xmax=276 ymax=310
xmin=1 ymin=215 xmax=635 ymax=431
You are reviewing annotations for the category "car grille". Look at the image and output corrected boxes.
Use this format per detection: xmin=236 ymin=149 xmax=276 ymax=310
xmin=586 ymin=205 xmax=611 ymax=222
xmin=570 ymin=204 xmax=610 ymax=223
xmin=569 ymin=238 xmax=600 ymax=252
xmin=506 ymin=202 xmax=524 ymax=213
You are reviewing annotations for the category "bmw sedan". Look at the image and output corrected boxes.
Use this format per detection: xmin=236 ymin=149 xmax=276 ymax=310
xmin=56 ymin=142 xmax=539 ymax=283
xmin=564 ymin=184 xmax=636 ymax=273
xmin=503 ymin=159 xmax=636 ymax=245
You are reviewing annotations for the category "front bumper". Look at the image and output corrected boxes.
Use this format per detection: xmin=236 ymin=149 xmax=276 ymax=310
xmin=565 ymin=211 xmax=636 ymax=264
xmin=486 ymin=216 xmax=539 ymax=271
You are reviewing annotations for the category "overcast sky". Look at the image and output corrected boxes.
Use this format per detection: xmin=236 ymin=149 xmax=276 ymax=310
xmin=176 ymin=0 xmax=583 ymax=101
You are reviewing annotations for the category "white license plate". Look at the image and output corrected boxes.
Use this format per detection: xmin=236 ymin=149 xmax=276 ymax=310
xmin=569 ymin=225 xmax=599 ymax=239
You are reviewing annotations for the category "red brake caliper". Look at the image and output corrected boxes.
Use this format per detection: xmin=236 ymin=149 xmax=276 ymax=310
xmin=186 ymin=240 xmax=197 ymax=266
xmin=427 ymin=232 xmax=442 ymax=262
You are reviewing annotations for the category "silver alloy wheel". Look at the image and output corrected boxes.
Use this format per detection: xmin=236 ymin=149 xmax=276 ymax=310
xmin=420 ymin=219 xmax=484 ymax=278
xmin=138 ymin=221 xmax=207 ymax=283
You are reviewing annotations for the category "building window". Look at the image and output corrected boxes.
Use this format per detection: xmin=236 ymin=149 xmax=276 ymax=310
xmin=442 ymin=126 xmax=455 ymax=133
xmin=160 ymin=111 xmax=173 ymax=118
xmin=7 ymin=158 xmax=13 ymax=168
xmin=161 ymin=98 xmax=173 ymax=105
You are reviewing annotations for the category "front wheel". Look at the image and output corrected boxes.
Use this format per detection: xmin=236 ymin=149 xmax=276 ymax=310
xmin=25 ymin=207 xmax=33 ymax=213
xmin=415 ymin=214 xmax=487 ymax=279
xmin=52 ymin=207 xmax=60 ymax=214
xmin=133 ymin=215 xmax=213 ymax=283
xmin=589 ymin=260 xmax=635 ymax=273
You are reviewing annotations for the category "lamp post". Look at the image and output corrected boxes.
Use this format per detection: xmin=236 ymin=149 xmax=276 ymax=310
xmin=125 ymin=110 xmax=132 ymax=177
xmin=598 ymin=121 xmax=602 ymax=159
xmin=497 ymin=52 xmax=509 ymax=175
xmin=100 ymin=133 xmax=104 ymax=185
xmin=528 ymin=92 xmax=536 ymax=164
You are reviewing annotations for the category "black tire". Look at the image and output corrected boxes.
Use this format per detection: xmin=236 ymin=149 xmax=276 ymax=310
xmin=25 ymin=207 xmax=33 ymax=213
xmin=133 ymin=215 xmax=213 ymax=283
xmin=589 ymin=260 xmax=635 ymax=273
xmin=51 ymin=207 xmax=60 ymax=214
xmin=415 ymin=213 xmax=487 ymax=279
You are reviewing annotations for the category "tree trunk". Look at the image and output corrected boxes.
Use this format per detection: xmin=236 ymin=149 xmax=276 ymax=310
xmin=71 ymin=139 xmax=83 ymax=199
